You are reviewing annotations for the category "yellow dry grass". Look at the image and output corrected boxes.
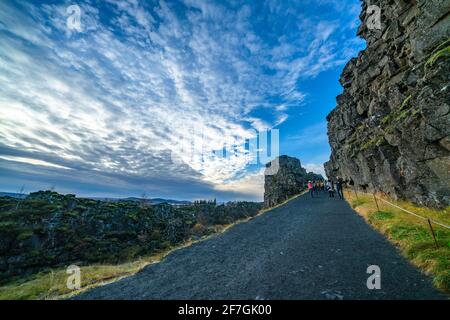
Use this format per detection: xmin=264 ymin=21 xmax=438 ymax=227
xmin=344 ymin=189 xmax=450 ymax=293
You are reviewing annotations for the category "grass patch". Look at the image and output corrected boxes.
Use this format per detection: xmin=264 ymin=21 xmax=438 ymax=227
xmin=389 ymin=223 xmax=431 ymax=241
xmin=351 ymin=198 xmax=368 ymax=208
xmin=369 ymin=211 xmax=394 ymax=221
xmin=344 ymin=189 xmax=450 ymax=293
xmin=0 ymin=247 xmax=182 ymax=300
xmin=406 ymin=242 xmax=450 ymax=291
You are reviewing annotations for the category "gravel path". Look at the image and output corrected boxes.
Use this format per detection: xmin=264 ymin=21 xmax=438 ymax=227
xmin=74 ymin=193 xmax=445 ymax=300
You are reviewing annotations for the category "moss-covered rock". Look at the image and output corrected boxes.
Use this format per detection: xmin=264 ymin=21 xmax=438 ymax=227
xmin=0 ymin=191 xmax=262 ymax=284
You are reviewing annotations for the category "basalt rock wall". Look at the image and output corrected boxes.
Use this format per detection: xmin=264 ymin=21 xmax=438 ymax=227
xmin=264 ymin=155 xmax=323 ymax=207
xmin=325 ymin=0 xmax=450 ymax=207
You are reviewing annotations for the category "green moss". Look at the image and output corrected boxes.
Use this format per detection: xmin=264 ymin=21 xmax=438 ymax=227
xmin=412 ymin=108 xmax=421 ymax=117
xmin=17 ymin=230 xmax=34 ymax=241
xmin=360 ymin=135 xmax=387 ymax=151
xmin=381 ymin=95 xmax=412 ymax=125
xmin=381 ymin=113 xmax=392 ymax=126
xmin=379 ymin=94 xmax=422 ymax=136
xmin=347 ymin=137 xmax=359 ymax=156
xmin=63 ymin=211 xmax=78 ymax=218
xmin=55 ymin=225 xmax=70 ymax=233
xmin=400 ymin=95 xmax=412 ymax=110
xmin=425 ymin=38 xmax=450 ymax=70
xmin=346 ymin=131 xmax=387 ymax=157
xmin=0 ymin=221 xmax=17 ymax=230
xmin=125 ymin=213 xmax=139 ymax=222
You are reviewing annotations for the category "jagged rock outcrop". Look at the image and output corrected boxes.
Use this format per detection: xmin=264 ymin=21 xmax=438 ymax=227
xmin=325 ymin=0 xmax=450 ymax=207
xmin=264 ymin=155 xmax=323 ymax=207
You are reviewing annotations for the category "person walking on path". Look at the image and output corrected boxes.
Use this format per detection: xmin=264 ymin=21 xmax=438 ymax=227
xmin=307 ymin=181 xmax=314 ymax=198
xmin=327 ymin=180 xmax=335 ymax=197
xmin=336 ymin=178 xmax=344 ymax=199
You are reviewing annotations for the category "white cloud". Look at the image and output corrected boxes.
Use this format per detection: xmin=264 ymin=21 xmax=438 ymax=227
xmin=304 ymin=163 xmax=326 ymax=178
xmin=0 ymin=0 xmax=362 ymax=198
xmin=0 ymin=156 xmax=71 ymax=170
xmin=214 ymin=169 xmax=265 ymax=201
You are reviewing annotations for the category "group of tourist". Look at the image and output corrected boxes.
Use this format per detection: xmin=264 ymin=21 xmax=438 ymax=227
xmin=307 ymin=178 xmax=344 ymax=199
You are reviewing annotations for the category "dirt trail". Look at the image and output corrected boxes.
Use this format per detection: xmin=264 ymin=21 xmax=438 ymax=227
xmin=74 ymin=193 xmax=445 ymax=299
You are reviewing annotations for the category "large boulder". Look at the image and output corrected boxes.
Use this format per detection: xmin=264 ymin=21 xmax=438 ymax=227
xmin=325 ymin=0 xmax=450 ymax=207
xmin=264 ymin=155 xmax=322 ymax=207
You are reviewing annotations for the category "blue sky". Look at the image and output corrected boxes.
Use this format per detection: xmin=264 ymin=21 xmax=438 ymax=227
xmin=0 ymin=0 xmax=364 ymax=201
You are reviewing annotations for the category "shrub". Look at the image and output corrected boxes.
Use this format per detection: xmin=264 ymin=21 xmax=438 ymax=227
xmin=191 ymin=223 xmax=206 ymax=237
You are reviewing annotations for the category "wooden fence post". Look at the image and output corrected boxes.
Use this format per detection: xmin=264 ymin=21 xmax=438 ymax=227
xmin=373 ymin=193 xmax=380 ymax=212
xmin=353 ymin=186 xmax=358 ymax=200
xmin=427 ymin=218 xmax=439 ymax=249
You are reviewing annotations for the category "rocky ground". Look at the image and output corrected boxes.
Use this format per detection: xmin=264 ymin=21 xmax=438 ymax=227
xmin=74 ymin=192 xmax=445 ymax=300
xmin=325 ymin=0 xmax=450 ymax=207
xmin=0 ymin=191 xmax=261 ymax=283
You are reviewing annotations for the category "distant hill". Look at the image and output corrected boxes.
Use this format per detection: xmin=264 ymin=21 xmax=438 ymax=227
xmin=88 ymin=196 xmax=191 ymax=205
xmin=0 ymin=192 xmax=27 ymax=199
xmin=123 ymin=197 xmax=191 ymax=205
xmin=0 ymin=192 xmax=190 ymax=205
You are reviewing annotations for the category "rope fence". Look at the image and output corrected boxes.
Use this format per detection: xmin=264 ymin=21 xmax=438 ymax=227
xmin=375 ymin=197 xmax=450 ymax=230
xmin=349 ymin=189 xmax=449 ymax=248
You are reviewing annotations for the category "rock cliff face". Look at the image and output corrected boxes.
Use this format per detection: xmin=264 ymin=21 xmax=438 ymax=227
xmin=264 ymin=155 xmax=322 ymax=207
xmin=325 ymin=0 xmax=450 ymax=207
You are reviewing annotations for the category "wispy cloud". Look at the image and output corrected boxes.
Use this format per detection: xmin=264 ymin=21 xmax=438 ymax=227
xmin=0 ymin=0 xmax=362 ymax=199
xmin=0 ymin=156 xmax=71 ymax=170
